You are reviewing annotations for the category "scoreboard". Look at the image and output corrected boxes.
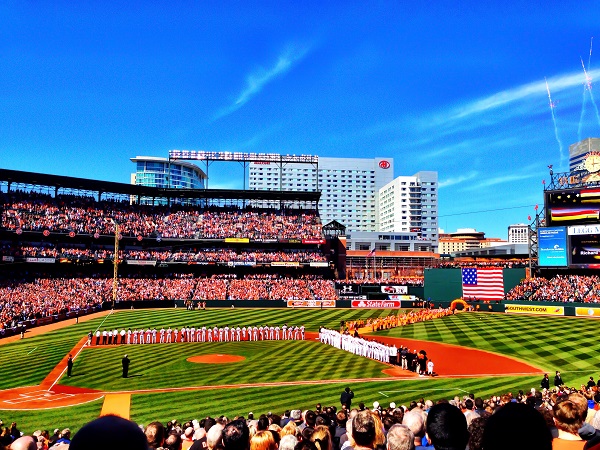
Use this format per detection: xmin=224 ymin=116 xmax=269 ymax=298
xmin=541 ymin=187 xmax=600 ymax=268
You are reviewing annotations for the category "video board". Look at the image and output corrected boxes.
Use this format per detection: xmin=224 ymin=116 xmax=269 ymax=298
xmin=568 ymin=225 xmax=600 ymax=268
xmin=537 ymin=227 xmax=568 ymax=267
xmin=545 ymin=188 xmax=600 ymax=226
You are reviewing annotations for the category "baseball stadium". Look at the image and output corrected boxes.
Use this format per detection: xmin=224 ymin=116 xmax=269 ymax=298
xmin=1 ymin=159 xmax=600 ymax=449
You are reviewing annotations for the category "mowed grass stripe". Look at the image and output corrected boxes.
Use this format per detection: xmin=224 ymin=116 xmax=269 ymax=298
xmin=61 ymin=339 xmax=392 ymax=391
xmin=380 ymin=313 xmax=600 ymax=376
xmin=130 ymin=374 xmax=545 ymax=425
xmin=4 ymin=309 xmax=600 ymax=435
xmin=0 ymin=399 xmax=104 ymax=437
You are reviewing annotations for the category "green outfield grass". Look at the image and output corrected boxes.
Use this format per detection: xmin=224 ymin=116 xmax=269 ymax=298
xmin=1 ymin=308 xmax=599 ymax=434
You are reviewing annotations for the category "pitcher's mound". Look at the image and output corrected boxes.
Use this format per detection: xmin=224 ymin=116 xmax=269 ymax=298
xmin=187 ymin=354 xmax=245 ymax=364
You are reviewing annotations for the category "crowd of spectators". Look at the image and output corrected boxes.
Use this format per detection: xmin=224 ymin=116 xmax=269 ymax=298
xmin=435 ymin=261 xmax=528 ymax=269
xmin=1 ymin=193 xmax=323 ymax=240
xmin=0 ymin=245 xmax=328 ymax=264
xmin=0 ymin=275 xmax=338 ymax=329
xmin=337 ymin=278 xmax=424 ymax=287
xmin=4 ymin=379 xmax=600 ymax=450
xmin=505 ymin=275 xmax=600 ymax=303
xmin=0 ymin=277 xmax=106 ymax=330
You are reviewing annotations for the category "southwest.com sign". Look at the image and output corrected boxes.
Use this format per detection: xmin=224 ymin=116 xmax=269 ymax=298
xmin=504 ymin=304 xmax=564 ymax=316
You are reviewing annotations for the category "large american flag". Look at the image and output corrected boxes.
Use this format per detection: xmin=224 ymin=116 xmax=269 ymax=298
xmin=461 ymin=267 xmax=504 ymax=300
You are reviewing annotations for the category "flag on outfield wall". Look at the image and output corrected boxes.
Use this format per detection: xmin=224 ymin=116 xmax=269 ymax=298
xmin=461 ymin=267 xmax=504 ymax=301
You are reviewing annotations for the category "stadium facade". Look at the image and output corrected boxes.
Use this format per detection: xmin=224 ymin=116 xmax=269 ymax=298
xmin=249 ymin=157 xmax=395 ymax=232
xmin=131 ymin=156 xmax=207 ymax=190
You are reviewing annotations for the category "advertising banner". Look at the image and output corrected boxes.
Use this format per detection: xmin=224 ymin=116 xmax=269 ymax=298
xmin=2 ymin=256 xmax=14 ymax=262
xmin=351 ymin=300 xmax=402 ymax=308
xmin=575 ymin=307 xmax=600 ymax=318
xmin=126 ymin=260 xmax=157 ymax=266
xmin=538 ymin=227 xmax=568 ymax=267
xmin=25 ymin=257 xmax=55 ymax=264
xmin=504 ymin=304 xmax=565 ymax=315
xmin=309 ymin=262 xmax=329 ymax=267
xmin=227 ymin=261 xmax=256 ymax=267
xmin=271 ymin=262 xmax=300 ymax=267
xmin=381 ymin=285 xmax=408 ymax=295
xmin=286 ymin=300 xmax=336 ymax=308
xmin=388 ymin=295 xmax=414 ymax=300
xmin=224 ymin=238 xmax=250 ymax=243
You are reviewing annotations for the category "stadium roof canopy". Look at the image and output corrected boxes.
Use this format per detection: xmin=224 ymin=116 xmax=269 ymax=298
xmin=0 ymin=168 xmax=321 ymax=202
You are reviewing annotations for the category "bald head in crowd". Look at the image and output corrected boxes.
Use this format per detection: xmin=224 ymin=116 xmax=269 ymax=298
xmin=8 ymin=436 xmax=36 ymax=450
xmin=402 ymin=411 xmax=425 ymax=448
xmin=207 ymin=423 xmax=225 ymax=450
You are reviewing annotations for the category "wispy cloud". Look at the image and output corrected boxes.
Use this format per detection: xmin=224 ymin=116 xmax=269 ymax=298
xmin=215 ymin=44 xmax=310 ymax=120
xmin=438 ymin=171 xmax=479 ymax=189
xmin=431 ymin=69 xmax=600 ymax=127
xmin=460 ymin=164 xmax=545 ymax=192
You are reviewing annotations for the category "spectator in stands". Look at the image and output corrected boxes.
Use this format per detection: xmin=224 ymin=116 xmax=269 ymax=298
xmin=466 ymin=416 xmax=487 ymax=450
xmin=463 ymin=399 xmax=479 ymax=426
xmin=386 ymin=424 xmax=414 ymax=450
xmin=552 ymin=394 xmax=588 ymax=450
xmin=7 ymin=436 xmax=36 ymax=450
xmin=222 ymin=420 xmax=250 ymax=450
xmin=181 ymin=427 xmax=195 ymax=450
xmin=311 ymin=425 xmax=333 ymax=450
xmin=351 ymin=410 xmax=376 ymax=450
xmin=207 ymin=424 xmax=225 ymax=450
xmin=55 ymin=429 xmax=71 ymax=445
xmin=250 ymin=431 xmax=278 ymax=450
xmin=482 ymin=402 xmax=551 ymax=450
xmin=69 ymin=415 xmax=148 ymax=450
xmin=279 ymin=435 xmax=298 ymax=450
xmin=145 ymin=422 xmax=166 ymax=450
xmin=401 ymin=412 xmax=427 ymax=450
xmin=425 ymin=404 xmax=468 ymax=450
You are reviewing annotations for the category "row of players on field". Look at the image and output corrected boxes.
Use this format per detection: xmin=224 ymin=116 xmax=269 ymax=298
xmin=319 ymin=327 xmax=398 ymax=365
xmin=89 ymin=325 xmax=306 ymax=345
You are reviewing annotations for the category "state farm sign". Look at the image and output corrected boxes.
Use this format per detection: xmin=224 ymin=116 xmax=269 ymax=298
xmin=351 ymin=300 xmax=402 ymax=309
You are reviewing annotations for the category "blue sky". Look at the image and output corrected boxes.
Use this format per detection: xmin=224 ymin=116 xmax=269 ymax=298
xmin=1 ymin=1 xmax=600 ymax=239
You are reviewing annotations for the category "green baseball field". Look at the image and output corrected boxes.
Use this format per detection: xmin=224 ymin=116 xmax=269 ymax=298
xmin=0 ymin=308 xmax=598 ymax=434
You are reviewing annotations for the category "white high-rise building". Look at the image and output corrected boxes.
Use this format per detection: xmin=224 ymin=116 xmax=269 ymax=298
xmin=508 ymin=223 xmax=529 ymax=244
xmin=378 ymin=171 xmax=438 ymax=243
xmin=248 ymin=157 xmax=394 ymax=232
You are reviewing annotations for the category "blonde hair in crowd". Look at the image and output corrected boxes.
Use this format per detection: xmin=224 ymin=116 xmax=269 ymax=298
xmin=311 ymin=425 xmax=333 ymax=450
xmin=250 ymin=430 xmax=278 ymax=450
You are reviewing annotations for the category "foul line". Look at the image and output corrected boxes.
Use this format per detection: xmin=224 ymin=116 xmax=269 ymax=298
xmin=93 ymin=309 xmax=115 ymax=334
xmin=47 ymin=337 xmax=89 ymax=391
xmin=27 ymin=347 xmax=38 ymax=355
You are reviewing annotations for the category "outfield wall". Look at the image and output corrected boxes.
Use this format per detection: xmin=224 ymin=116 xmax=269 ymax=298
xmin=109 ymin=298 xmax=600 ymax=319
xmin=423 ymin=268 xmax=526 ymax=301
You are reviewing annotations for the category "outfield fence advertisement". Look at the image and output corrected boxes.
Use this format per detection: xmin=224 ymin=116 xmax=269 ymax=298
xmin=351 ymin=300 xmax=402 ymax=308
xmin=504 ymin=304 xmax=565 ymax=315
xmin=538 ymin=227 xmax=568 ymax=267
xmin=575 ymin=307 xmax=600 ymax=317
xmin=286 ymin=300 xmax=336 ymax=308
